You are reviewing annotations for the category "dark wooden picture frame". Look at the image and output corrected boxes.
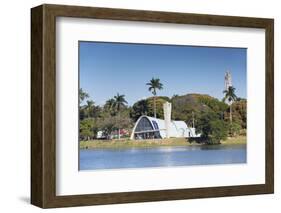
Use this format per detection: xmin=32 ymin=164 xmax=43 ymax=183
xmin=31 ymin=4 xmax=274 ymax=208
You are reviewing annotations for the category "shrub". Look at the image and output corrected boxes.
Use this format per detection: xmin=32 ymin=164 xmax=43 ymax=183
xmin=196 ymin=112 xmax=228 ymax=144
xmin=209 ymin=120 xmax=228 ymax=144
xmin=228 ymin=122 xmax=241 ymax=137
xmin=80 ymin=118 xmax=96 ymax=140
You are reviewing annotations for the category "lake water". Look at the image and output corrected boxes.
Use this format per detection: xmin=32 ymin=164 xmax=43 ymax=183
xmin=79 ymin=144 xmax=246 ymax=170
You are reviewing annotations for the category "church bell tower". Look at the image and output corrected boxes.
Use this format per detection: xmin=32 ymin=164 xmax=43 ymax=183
xmin=224 ymin=71 xmax=232 ymax=91
xmin=224 ymin=71 xmax=233 ymax=105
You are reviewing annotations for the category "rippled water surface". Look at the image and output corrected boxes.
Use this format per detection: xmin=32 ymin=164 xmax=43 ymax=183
xmin=79 ymin=144 xmax=246 ymax=170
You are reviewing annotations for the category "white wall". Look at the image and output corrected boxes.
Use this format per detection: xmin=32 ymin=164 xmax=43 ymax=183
xmin=0 ymin=0 xmax=279 ymax=212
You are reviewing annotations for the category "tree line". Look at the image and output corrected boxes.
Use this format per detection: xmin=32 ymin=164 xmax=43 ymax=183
xmin=79 ymin=78 xmax=246 ymax=144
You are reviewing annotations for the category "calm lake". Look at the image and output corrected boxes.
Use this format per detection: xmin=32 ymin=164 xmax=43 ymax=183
xmin=79 ymin=144 xmax=246 ymax=170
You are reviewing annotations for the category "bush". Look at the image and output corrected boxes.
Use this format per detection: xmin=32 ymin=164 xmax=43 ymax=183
xmin=239 ymin=129 xmax=247 ymax=136
xmin=209 ymin=120 xmax=228 ymax=144
xmin=80 ymin=118 xmax=96 ymax=140
xmin=228 ymin=122 xmax=241 ymax=137
xmin=196 ymin=112 xmax=228 ymax=144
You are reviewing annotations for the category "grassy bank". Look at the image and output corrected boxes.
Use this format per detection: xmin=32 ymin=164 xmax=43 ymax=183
xmin=220 ymin=135 xmax=247 ymax=145
xmin=80 ymin=136 xmax=246 ymax=149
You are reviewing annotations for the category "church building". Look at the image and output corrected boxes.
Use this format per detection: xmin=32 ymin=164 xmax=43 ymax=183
xmin=130 ymin=102 xmax=200 ymax=140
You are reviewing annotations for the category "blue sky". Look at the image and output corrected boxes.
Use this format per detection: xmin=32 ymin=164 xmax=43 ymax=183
xmin=79 ymin=41 xmax=246 ymax=106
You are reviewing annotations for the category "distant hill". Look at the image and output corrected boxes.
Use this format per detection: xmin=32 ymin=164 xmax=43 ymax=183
xmin=171 ymin=93 xmax=228 ymax=125
xmin=171 ymin=93 xmax=212 ymax=114
xmin=130 ymin=93 xmax=246 ymax=129
xmin=130 ymin=93 xmax=229 ymax=124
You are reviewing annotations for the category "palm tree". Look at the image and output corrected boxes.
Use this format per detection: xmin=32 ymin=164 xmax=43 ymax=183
xmin=113 ymin=93 xmax=128 ymax=112
xmin=146 ymin=78 xmax=163 ymax=118
xmin=104 ymin=98 xmax=115 ymax=114
xmin=85 ymin=100 xmax=94 ymax=118
xmin=113 ymin=93 xmax=128 ymax=139
xmin=79 ymin=88 xmax=89 ymax=105
xmin=223 ymin=86 xmax=237 ymax=124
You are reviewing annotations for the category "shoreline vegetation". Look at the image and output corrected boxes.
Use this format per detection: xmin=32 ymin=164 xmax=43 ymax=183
xmin=80 ymin=135 xmax=246 ymax=149
xmin=79 ymin=75 xmax=247 ymax=148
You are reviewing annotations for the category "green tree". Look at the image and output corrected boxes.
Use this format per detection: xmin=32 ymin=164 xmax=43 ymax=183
xmin=98 ymin=111 xmax=132 ymax=139
xmin=196 ymin=112 xmax=228 ymax=144
xmin=79 ymin=106 xmax=86 ymax=120
xmin=85 ymin=100 xmax=94 ymax=118
xmin=98 ymin=114 xmax=116 ymax=138
xmin=79 ymin=88 xmax=90 ymax=120
xmin=223 ymin=86 xmax=237 ymax=124
xmin=114 ymin=112 xmax=133 ymax=138
xmin=209 ymin=120 xmax=228 ymax=144
xmin=146 ymin=78 xmax=163 ymax=118
xmin=79 ymin=88 xmax=89 ymax=104
xmin=198 ymin=96 xmax=228 ymax=113
xmin=130 ymin=99 xmax=149 ymax=121
xmin=232 ymin=100 xmax=247 ymax=129
xmin=228 ymin=122 xmax=241 ymax=137
xmin=104 ymin=98 xmax=115 ymax=114
xmin=130 ymin=96 xmax=170 ymax=121
xmin=80 ymin=118 xmax=95 ymax=140
xmin=113 ymin=93 xmax=128 ymax=139
xmin=113 ymin=93 xmax=128 ymax=112
xmin=146 ymin=97 xmax=168 ymax=119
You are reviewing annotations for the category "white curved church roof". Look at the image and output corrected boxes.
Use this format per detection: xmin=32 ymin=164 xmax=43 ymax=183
xmin=131 ymin=115 xmax=197 ymax=139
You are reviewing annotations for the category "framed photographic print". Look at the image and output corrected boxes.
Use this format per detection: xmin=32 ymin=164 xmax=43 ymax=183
xmin=31 ymin=4 xmax=274 ymax=208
